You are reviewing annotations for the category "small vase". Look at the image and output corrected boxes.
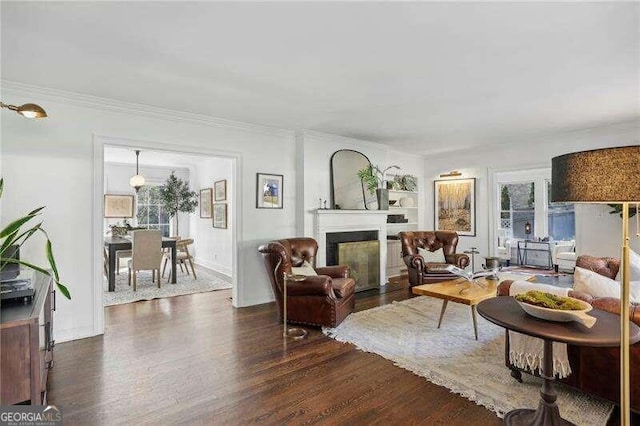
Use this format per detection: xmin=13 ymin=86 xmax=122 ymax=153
xmin=376 ymin=188 xmax=389 ymax=210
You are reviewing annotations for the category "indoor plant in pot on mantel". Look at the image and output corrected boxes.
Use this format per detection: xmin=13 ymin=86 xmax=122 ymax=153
xmin=357 ymin=164 xmax=400 ymax=210
xmin=0 ymin=178 xmax=71 ymax=299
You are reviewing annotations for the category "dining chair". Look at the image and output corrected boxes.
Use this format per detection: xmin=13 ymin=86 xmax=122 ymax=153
xmin=127 ymin=230 xmax=163 ymax=291
xmin=116 ymin=250 xmax=132 ymax=275
xmin=103 ymin=247 xmax=109 ymax=277
xmin=162 ymin=238 xmax=197 ymax=282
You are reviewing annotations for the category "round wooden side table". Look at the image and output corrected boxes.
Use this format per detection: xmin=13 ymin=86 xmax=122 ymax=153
xmin=477 ymin=297 xmax=640 ymax=425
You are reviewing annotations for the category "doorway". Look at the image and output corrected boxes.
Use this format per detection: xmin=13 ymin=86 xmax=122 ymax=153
xmin=92 ymin=135 xmax=241 ymax=335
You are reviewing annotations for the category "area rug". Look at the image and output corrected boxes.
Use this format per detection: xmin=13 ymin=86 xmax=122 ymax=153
xmin=502 ymin=265 xmax=568 ymax=277
xmin=323 ymin=297 xmax=612 ymax=425
xmin=104 ymin=265 xmax=231 ymax=306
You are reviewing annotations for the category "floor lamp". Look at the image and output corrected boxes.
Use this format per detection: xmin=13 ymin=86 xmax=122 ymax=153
xmin=551 ymin=145 xmax=639 ymax=426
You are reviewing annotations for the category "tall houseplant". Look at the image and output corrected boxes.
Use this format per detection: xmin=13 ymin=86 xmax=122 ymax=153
xmin=0 ymin=178 xmax=70 ymax=299
xmin=357 ymin=164 xmax=400 ymax=210
xmin=158 ymin=172 xmax=198 ymax=236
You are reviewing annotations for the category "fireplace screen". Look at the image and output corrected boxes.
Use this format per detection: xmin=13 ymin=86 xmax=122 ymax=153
xmin=337 ymin=240 xmax=380 ymax=292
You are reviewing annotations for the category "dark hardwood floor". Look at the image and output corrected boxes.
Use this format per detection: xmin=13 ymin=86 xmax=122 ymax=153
xmin=49 ymin=280 xmax=626 ymax=425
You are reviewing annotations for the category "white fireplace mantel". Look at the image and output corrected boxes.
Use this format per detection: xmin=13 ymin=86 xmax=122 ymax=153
xmin=314 ymin=209 xmax=388 ymax=286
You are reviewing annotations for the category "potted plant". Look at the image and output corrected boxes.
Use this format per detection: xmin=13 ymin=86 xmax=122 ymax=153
xmin=357 ymin=164 xmax=400 ymax=210
xmin=0 ymin=178 xmax=70 ymax=299
xmin=158 ymin=172 xmax=198 ymax=236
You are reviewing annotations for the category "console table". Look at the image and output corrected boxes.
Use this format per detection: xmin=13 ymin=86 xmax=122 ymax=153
xmin=517 ymin=240 xmax=553 ymax=269
xmin=1 ymin=272 xmax=55 ymax=405
xmin=477 ymin=297 xmax=640 ymax=425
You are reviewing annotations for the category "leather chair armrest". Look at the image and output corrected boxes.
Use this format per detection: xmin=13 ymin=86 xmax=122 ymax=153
xmin=287 ymin=275 xmax=336 ymax=299
xmin=403 ymin=254 xmax=424 ymax=271
xmin=497 ymin=280 xmax=593 ymax=304
xmin=315 ymin=265 xmax=349 ymax=279
xmin=446 ymin=253 xmax=470 ymax=269
xmin=591 ymin=298 xmax=640 ymax=326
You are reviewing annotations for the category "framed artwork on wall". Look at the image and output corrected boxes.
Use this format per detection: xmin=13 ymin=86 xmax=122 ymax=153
xmin=214 ymin=179 xmax=227 ymax=201
xmin=104 ymin=194 xmax=134 ymax=218
xmin=213 ymin=203 xmax=227 ymax=228
xmin=200 ymin=188 xmax=213 ymax=218
xmin=434 ymin=178 xmax=476 ymax=236
xmin=256 ymin=173 xmax=283 ymax=209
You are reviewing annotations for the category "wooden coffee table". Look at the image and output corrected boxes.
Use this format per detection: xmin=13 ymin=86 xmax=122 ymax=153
xmin=412 ymin=273 xmax=535 ymax=340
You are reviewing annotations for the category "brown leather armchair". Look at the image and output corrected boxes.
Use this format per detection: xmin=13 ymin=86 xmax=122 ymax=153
xmin=399 ymin=231 xmax=470 ymax=286
xmin=498 ymin=255 xmax=640 ymax=412
xmin=258 ymin=237 xmax=355 ymax=328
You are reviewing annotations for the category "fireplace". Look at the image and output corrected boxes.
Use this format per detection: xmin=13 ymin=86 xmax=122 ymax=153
xmin=314 ymin=209 xmax=388 ymax=288
xmin=326 ymin=231 xmax=379 ymax=292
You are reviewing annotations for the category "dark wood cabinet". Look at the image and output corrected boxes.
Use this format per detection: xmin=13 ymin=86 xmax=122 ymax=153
xmin=1 ymin=272 xmax=55 ymax=405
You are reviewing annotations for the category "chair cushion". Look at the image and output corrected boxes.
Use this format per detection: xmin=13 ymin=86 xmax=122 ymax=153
xmin=557 ymin=252 xmax=577 ymax=261
xmin=424 ymin=262 xmax=450 ymax=272
xmin=332 ymin=278 xmax=355 ymax=298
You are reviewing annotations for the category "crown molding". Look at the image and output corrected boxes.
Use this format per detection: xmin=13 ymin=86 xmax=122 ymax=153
xmin=1 ymin=80 xmax=295 ymax=139
xmin=299 ymin=129 xmax=417 ymax=154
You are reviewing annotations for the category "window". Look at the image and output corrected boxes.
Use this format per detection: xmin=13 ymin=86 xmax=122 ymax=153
xmin=546 ymin=180 xmax=575 ymax=241
xmin=136 ymin=185 xmax=170 ymax=237
xmin=495 ymin=169 xmax=575 ymax=242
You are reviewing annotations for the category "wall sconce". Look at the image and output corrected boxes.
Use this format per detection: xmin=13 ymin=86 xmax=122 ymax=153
xmin=439 ymin=170 xmax=462 ymax=178
xmin=524 ymin=221 xmax=532 ymax=237
xmin=0 ymin=101 xmax=47 ymax=119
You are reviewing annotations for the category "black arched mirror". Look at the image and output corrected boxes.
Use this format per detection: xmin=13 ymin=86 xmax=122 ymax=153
xmin=330 ymin=150 xmax=376 ymax=210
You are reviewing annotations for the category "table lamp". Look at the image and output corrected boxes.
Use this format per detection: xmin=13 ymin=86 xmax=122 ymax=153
xmin=551 ymin=145 xmax=639 ymax=425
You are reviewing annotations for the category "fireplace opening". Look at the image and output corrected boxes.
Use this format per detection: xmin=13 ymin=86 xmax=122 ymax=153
xmin=326 ymin=231 xmax=379 ymax=292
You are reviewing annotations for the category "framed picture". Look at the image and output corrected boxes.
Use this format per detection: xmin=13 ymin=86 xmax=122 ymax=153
xmin=434 ymin=178 xmax=476 ymax=236
xmin=214 ymin=179 xmax=227 ymax=201
xmin=213 ymin=203 xmax=228 ymax=229
xmin=256 ymin=173 xmax=283 ymax=209
xmin=104 ymin=194 xmax=134 ymax=218
xmin=200 ymin=188 xmax=213 ymax=218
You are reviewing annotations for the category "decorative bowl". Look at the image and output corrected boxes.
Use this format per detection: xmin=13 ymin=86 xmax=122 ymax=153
xmin=516 ymin=297 xmax=596 ymax=328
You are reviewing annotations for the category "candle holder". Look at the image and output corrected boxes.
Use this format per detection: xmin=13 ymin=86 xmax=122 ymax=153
xmin=282 ymin=273 xmax=308 ymax=339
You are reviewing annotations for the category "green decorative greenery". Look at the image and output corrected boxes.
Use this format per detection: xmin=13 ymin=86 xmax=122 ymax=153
xmin=357 ymin=164 xmax=400 ymax=195
xmin=158 ymin=172 xmax=198 ymax=236
xmin=393 ymin=174 xmax=417 ymax=192
xmin=608 ymin=204 xmax=638 ymax=218
xmin=0 ymin=178 xmax=70 ymax=299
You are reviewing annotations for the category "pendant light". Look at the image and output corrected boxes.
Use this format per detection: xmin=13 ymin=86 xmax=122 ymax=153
xmin=1 ymin=101 xmax=47 ymax=119
xmin=129 ymin=150 xmax=145 ymax=192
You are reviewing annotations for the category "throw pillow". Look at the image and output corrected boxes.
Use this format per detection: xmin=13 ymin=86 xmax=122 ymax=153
xmin=615 ymin=249 xmax=640 ymax=282
xmin=291 ymin=260 xmax=317 ymax=276
xmin=417 ymin=247 xmax=446 ymax=263
xmin=573 ymin=266 xmax=639 ymax=303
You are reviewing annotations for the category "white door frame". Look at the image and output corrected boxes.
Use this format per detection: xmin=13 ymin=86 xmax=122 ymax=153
xmin=92 ymin=134 xmax=242 ymax=336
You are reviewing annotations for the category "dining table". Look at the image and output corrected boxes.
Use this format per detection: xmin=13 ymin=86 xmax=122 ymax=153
xmin=104 ymin=236 xmax=178 ymax=292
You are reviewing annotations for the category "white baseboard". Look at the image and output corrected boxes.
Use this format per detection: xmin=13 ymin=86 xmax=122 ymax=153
xmin=194 ymin=257 xmax=232 ymax=281
xmin=54 ymin=325 xmax=97 ymax=343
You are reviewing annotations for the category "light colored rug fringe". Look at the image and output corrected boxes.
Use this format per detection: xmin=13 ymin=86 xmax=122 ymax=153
xmin=323 ymin=297 xmax=613 ymax=425
xmin=104 ymin=265 xmax=231 ymax=306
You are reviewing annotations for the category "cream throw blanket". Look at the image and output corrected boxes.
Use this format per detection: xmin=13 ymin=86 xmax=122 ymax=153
xmin=508 ymin=281 xmax=572 ymax=378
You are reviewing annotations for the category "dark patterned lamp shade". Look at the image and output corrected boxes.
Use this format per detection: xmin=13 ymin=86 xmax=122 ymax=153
xmin=551 ymin=145 xmax=640 ymax=203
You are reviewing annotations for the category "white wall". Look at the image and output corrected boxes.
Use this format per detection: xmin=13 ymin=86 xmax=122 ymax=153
xmin=297 ymin=131 xmax=425 ymax=239
xmin=422 ymin=120 xmax=639 ymax=262
xmin=189 ymin=157 xmax=233 ymax=278
xmin=104 ymin=163 xmax=191 ymax=237
xmin=0 ymin=83 xmax=296 ymax=342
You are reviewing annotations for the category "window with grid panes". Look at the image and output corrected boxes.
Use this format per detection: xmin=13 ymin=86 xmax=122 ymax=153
xmin=136 ymin=185 xmax=170 ymax=237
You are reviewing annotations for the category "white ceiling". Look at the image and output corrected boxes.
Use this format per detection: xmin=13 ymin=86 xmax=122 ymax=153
xmin=2 ymin=2 xmax=638 ymax=153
